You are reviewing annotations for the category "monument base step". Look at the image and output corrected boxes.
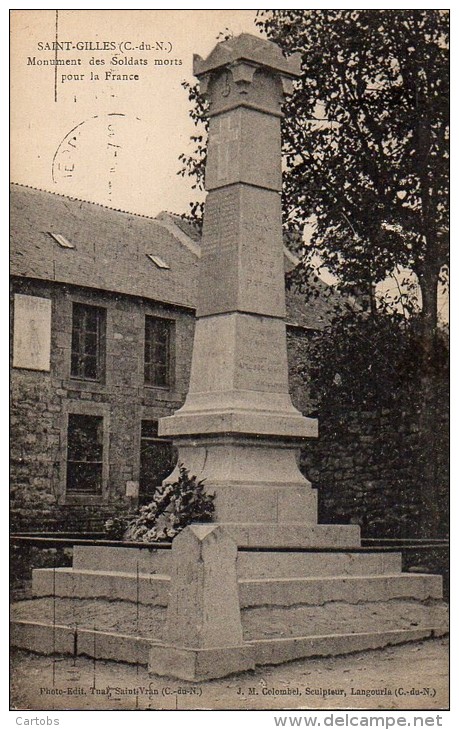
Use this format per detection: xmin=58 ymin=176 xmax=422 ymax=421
xmin=10 ymin=620 xmax=154 ymax=665
xmin=248 ymin=627 xmax=448 ymax=672
xmin=68 ymin=544 xmax=400 ymax=578
xmin=32 ymin=568 xmax=170 ymax=605
xmin=12 ymin=538 xmax=448 ymax=680
xmin=10 ymin=618 xmax=447 ymax=681
xmin=237 ymin=550 xmax=402 ymax=578
xmin=11 ymin=596 xmax=166 ymax=639
xmin=221 ymin=522 xmax=361 ymax=548
xmin=239 ymin=573 xmax=443 ymax=607
xmin=12 ymin=590 xmax=447 ymax=647
xmin=72 ymin=545 xmax=171 ymax=574
xmin=242 ymin=596 xmax=448 ymax=642
xmin=31 ymin=569 xmax=443 ymax=609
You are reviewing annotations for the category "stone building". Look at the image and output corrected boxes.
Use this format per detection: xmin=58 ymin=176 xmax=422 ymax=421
xmin=10 ymin=183 xmax=336 ymax=531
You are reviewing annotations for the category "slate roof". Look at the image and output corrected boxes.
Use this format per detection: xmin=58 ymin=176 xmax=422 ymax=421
xmin=10 ymin=184 xmax=200 ymax=310
xmin=10 ymin=183 xmax=339 ymax=330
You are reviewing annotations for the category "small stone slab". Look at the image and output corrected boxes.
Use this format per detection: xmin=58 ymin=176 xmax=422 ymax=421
xmin=148 ymin=644 xmax=254 ymax=682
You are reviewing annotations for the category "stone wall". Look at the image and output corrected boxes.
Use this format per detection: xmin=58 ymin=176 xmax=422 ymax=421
xmin=10 ymin=278 xmax=195 ymax=531
xmin=286 ymin=322 xmax=448 ymax=541
xmin=300 ymin=396 xmax=449 ymax=540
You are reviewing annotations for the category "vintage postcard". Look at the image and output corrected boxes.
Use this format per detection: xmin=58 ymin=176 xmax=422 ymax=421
xmin=10 ymin=9 xmax=449 ymax=713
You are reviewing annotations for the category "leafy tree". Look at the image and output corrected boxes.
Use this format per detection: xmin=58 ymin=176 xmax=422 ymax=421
xmin=178 ymin=80 xmax=208 ymax=226
xmin=180 ymin=10 xmax=449 ymax=347
xmin=296 ymin=308 xmax=449 ymax=537
xmin=258 ymin=9 xmax=448 ymax=344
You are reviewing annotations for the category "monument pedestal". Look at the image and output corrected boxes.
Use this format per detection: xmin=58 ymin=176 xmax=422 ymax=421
xmin=12 ymin=529 xmax=448 ymax=680
xmin=148 ymin=525 xmax=255 ymax=680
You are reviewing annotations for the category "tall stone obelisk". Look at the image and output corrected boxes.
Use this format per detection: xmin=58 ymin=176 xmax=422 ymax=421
xmin=160 ymin=34 xmax=359 ymax=548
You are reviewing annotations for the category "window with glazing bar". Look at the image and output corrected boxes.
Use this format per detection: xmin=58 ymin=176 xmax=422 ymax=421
xmin=144 ymin=316 xmax=172 ymax=388
xmin=71 ymin=303 xmax=106 ymax=381
xmin=66 ymin=413 xmax=103 ymax=494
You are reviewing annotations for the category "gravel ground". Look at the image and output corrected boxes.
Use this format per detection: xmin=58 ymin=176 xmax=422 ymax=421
xmin=10 ymin=637 xmax=448 ymax=711
xmin=11 ymin=596 xmax=449 ymax=641
xmin=11 ymin=597 xmax=166 ymax=638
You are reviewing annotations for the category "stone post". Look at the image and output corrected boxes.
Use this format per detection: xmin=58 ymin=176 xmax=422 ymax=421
xmin=148 ymin=525 xmax=253 ymax=680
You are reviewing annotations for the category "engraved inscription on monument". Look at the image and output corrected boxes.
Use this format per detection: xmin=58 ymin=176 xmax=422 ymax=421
xmin=203 ymin=188 xmax=239 ymax=258
xmin=239 ymin=193 xmax=285 ymax=316
xmin=208 ymin=112 xmax=240 ymax=182
xmin=13 ymin=294 xmax=52 ymax=372
xmin=198 ymin=187 xmax=240 ymax=316
xmin=234 ymin=315 xmax=288 ymax=393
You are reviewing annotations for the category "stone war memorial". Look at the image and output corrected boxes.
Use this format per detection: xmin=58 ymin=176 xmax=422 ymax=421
xmin=11 ymin=34 xmax=448 ymax=682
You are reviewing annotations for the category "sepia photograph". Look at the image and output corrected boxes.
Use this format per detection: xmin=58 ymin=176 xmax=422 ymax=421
xmin=9 ymin=8 xmax=449 ymax=713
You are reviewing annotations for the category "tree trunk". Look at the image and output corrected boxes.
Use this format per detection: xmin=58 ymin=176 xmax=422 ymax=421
xmin=416 ymin=261 xmax=443 ymax=537
xmin=418 ymin=262 xmax=439 ymax=366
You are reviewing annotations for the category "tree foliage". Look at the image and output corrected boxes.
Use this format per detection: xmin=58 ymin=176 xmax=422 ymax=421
xmin=303 ymin=311 xmax=449 ymax=413
xmin=297 ymin=309 xmax=449 ymax=537
xmin=257 ymin=9 xmax=448 ymax=337
xmin=180 ymin=10 xmax=449 ymax=335
xmin=177 ymin=79 xmax=208 ymax=226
